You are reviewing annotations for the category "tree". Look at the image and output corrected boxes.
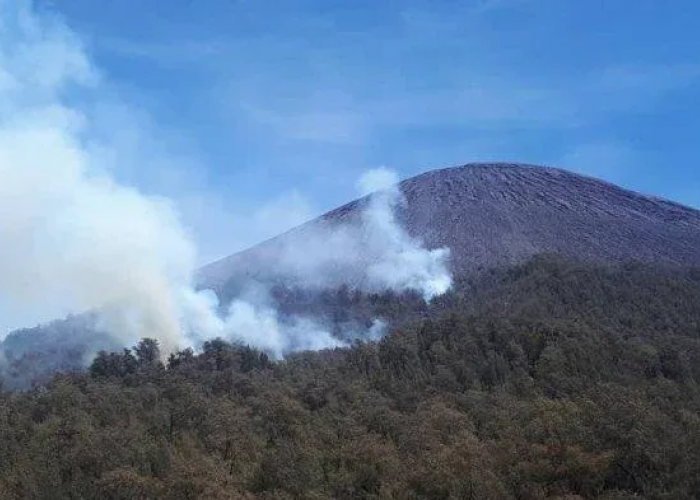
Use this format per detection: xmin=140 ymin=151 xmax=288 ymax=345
xmin=134 ymin=338 xmax=161 ymax=366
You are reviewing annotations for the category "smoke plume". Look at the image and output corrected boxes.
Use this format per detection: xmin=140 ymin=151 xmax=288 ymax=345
xmin=0 ymin=1 xmax=192 ymax=354
xmin=357 ymin=167 xmax=452 ymax=300
xmin=0 ymin=1 xmax=452 ymax=364
xmin=210 ymin=166 xmax=453 ymax=300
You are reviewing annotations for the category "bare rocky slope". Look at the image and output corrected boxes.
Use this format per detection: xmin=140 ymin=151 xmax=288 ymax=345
xmin=198 ymin=163 xmax=700 ymax=294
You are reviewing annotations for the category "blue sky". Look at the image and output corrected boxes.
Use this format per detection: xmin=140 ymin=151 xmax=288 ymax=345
xmin=30 ymin=0 xmax=700 ymax=262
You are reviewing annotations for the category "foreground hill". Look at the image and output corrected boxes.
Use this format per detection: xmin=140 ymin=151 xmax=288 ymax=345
xmin=198 ymin=163 xmax=700 ymax=294
xmin=2 ymin=256 xmax=700 ymax=499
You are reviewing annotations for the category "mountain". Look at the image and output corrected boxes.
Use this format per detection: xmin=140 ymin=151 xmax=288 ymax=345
xmin=4 ymin=162 xmax=700 ymax=389
xmin=198 ymin=163 xmax=700 ymax=294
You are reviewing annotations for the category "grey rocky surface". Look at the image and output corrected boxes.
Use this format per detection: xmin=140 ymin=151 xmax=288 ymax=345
xmin=198 ymin=163 xmax=700 ymax=293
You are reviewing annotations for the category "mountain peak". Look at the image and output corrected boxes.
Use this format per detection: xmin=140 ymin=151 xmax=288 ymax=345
xmin=199 ymin=164 xmax=700 ymax=294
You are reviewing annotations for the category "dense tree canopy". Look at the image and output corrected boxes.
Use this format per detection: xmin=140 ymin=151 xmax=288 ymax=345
xmin=2 ymin=255 xmax=700 ymax=499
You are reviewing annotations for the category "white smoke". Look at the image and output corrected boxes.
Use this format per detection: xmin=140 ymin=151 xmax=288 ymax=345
xmin=224 ymin=166 xmax=453 ymax=300
xmin=184 ymin=167 xmax=452 ymax=356
xmin=0 ymin=1 xmax=195 ymax=354
xmin=0 ymin=1 xmax=452 ymax=362
xmin=357 ymin=167 xmax=452 ymax=300
xmin=181 ymin=288 xmax=345 ymax=359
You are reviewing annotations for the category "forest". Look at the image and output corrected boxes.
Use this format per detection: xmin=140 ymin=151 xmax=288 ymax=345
xmin=2 ymin=254 xmax=700 ymax=499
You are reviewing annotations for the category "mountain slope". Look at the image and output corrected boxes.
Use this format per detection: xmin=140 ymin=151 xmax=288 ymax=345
xmin=198 ymin=163 xmax=700 ymax=294
xmin=4 ymin=163 xmax=700 ymax=388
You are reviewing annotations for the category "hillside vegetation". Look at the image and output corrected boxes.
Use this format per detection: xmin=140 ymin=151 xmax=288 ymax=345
xmin=2 ymin=255 xmax=700 ymax=499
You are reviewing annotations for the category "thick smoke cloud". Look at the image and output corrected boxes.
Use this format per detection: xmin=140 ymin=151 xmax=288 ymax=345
xmin=185 ymin=166 xmax=452 ymax=357
xmin=0 ymin=1 xmax=194 ymax=354
xmin=212 ymin=167 xmax=453 ymax=300
xmin=0 ymin=1 xmax=452 ymax=363
xmin=357 ymin=167 xmax=452 ymax=300
xmin=181 ymin=288 xmax=345 ymax=359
